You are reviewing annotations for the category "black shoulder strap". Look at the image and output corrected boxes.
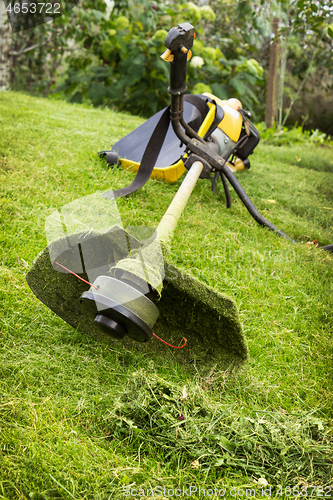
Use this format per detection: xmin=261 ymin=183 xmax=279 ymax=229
xmin=184 ymin=94 xmax=224 ymax=137
xmin=184 ymin=94 xmax=209 ymax=119
xmin=110 ymin=95 xmax=222 ymax=199
xmin=112 ymin=107 xmax=170 ymax=199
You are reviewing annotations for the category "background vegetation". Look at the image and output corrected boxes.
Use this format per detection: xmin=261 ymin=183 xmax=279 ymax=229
xmin=7 ymin=0 xmax=333 ymax=132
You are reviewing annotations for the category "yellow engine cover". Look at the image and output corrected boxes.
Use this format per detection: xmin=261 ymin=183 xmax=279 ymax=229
xmin=203 ymin=93 xmax=243 ymax=142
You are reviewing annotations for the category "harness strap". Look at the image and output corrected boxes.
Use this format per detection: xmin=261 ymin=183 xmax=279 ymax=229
xmin=113 ymin=107 xmax=170 ymax=199
xmin=111 ymin=95 xmax=222 ymax=199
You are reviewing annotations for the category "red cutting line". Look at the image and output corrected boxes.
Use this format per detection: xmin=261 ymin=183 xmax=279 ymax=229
xmin=152 ymin=333 xmax=187 ymax=349
xmin=55 ymin=261 xmax=98 ymax=289
xmin=55 ymin=262 xmax=186 ymax=348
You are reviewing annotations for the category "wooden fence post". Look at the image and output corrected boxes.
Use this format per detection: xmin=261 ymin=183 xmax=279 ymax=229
xmin=265 ymin=17 xmax=280 ymax=129
xmin=0 ymin=1 xmax=11 ymax=90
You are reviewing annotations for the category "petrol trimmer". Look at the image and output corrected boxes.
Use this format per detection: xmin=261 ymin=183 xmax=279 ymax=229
xmin=100 ymin=25 xmax=333 ymax=253
xmin=25 ymin=23 xmax=331 ymax=371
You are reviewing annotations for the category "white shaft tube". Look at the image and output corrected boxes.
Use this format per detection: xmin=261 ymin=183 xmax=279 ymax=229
xmin=157 ymin=161 xmax=204 ymax=252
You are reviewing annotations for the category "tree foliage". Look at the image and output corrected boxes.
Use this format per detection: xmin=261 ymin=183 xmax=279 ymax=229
xmin=56 ymin=0 xmax=267 ymax=116
xmin=9 ymin=0 xmax=266 ymax=117
xmin=8 ymin=0 xmax=333 ymax=126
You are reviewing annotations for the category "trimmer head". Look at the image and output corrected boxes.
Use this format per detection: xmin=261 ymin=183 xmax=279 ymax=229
xmin=80 ymin=275 xmax=158 ymax=342
xmin=26 ymin=227 xmax=249 ymax=370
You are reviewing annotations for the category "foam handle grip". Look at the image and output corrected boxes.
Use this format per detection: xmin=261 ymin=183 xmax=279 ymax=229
xmin=169 ymin=52 xmax=189 ymax=95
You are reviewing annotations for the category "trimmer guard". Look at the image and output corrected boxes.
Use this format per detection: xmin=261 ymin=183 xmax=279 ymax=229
xmin=26 ymin=227 xmax=249 ymax=370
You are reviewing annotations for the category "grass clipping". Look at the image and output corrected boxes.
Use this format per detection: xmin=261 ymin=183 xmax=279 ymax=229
xmin=105 ymin=368 xmax=333 ymax=486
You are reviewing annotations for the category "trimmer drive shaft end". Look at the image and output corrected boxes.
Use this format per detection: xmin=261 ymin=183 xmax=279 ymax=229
xmin=80 ymin=276 xmax=159 ymax=343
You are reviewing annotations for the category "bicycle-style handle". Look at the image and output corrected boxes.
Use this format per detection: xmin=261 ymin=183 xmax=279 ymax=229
xmin=161 ymin=23 xmax=195 ymax=95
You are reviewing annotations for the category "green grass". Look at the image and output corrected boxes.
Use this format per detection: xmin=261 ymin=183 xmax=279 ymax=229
xmin=0 ymin=91 xmax=333 ymax=499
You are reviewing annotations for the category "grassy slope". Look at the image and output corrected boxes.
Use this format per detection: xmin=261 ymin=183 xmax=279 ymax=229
xmin=0 ymin=92 xmax=332 ymax=499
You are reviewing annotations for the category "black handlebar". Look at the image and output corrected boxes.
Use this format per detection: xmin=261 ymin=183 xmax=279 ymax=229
xmin=164 ymin=23 xmax=195 ymax=96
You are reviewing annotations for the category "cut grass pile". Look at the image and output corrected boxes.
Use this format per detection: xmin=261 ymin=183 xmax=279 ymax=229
xmin=106 ymin=369 xmax=333 ymax=484
xmin=0 ymin=91 xmax=332 ymax=499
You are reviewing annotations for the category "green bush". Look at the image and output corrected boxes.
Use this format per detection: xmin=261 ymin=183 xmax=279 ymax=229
xmin=55 ymin=0 xmax=263 ymax=117
xmin=9 ymin=0 xmax=265 ymax=118
xmin=257 ymin=123 xmax=330 ymax=146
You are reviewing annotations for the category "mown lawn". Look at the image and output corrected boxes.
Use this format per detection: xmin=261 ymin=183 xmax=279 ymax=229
xmin=0 ymin=91 xmax=332 ymax=499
